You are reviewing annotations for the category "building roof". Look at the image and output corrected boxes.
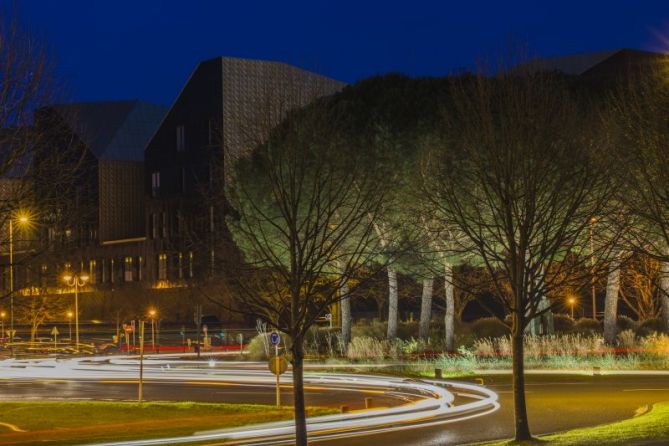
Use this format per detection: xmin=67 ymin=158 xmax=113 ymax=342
xmin=50 ymin=100 xmax=167 ymax=161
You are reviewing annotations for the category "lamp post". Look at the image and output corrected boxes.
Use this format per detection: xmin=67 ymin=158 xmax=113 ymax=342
xmin=0 ymin=310 xmax=5 ymax=341
xmin=589 ymin=216 xmax=597 ymax=319
xmin=67 ymin=311 xmax=73 ymax=342
xmin=9 ymin=213 xmax=30 ymax=339
xmin=148 ymin=309 xmax=156 ymax=353
xmin=62 ymin=273 xmax=89 ymax=351
xmin=568 ymin=297 xmax=576 ymax=319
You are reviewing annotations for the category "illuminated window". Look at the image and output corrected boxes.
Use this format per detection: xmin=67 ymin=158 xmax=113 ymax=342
xmin=89 ymin=260 xmax=97 ymax=284
xmin=158 ymin=254 xmax=167 ymax=281
xmin=124 ymin=257 xmax=133 ymax=282
xmin=138 ymin=256 xmax=143 ymax=281
xmin=110 ymin=259 xmax=115 ymax=283
xmin=178 ymin=252 xmax=184 ymax=279
xmin=188 ymin=251 xmax=194 ymax=278
xmin=176 ymin=125 xmax=185 ymax=152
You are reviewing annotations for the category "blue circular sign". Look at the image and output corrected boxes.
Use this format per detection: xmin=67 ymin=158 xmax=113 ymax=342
xmin=270 ymin=332 xmax=280 ymax=346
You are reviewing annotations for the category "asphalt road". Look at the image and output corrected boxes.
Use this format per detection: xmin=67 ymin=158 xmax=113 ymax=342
xmin=1 ymin=369 xmax=668 ymax=445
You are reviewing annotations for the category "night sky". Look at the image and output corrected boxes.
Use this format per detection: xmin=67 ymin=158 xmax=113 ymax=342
xmin=15 ymin=0 xmax=669 ymax=106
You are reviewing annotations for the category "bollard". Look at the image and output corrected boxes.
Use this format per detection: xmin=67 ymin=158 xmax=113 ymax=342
xmin=365 ymin=397 xmax=373 ymax=409
xmin=435 ymin=368 xmax=443 ymax=379
xmin=340 ymin=405 xmax=349 ymax=414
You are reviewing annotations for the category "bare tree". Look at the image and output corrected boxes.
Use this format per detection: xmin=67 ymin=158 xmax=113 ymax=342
xmin=620 ymin=255 xmax=662 ymax=321
xmin=421 ymin=69 xmax=622 ymax=440
xmin=222 ymin=101 xmax=389 ymax=445
xmin=610 ymin=58 xmax=669 ymax=331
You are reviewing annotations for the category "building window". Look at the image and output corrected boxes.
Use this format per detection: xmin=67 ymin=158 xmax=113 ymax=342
xmin=176 ymin=125 xmax=185 ymax=152
xmin=209 ymin=206 xmax=215 ymax=232
xmin=178 ymin=252 xmax=184 ymax=279
xmin=162 ymin=212 xmax=168 ymax=238
xmin=181 ymin=167 xmax=187 ymax=192
xmin=188 ymin=251 xmax=194 ymax=278
xmin=151 ymin=171 xmax=161 ymax=197
xmin=152 ymin=214 xmax=158 ymax=239
xmin=138 ymin=256 xmax=143 ymax=281
xmin=89 ymin=260 xmax=97 ymax=284
xmin=124 ymin=257 xmax=133 ymax=282
xmin=158 ymin=254 xmax=167 ymax=281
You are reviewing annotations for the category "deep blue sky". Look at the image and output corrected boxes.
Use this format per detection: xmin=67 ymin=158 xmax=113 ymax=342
xmin=15 ymin=0 xmax=669 ymax=106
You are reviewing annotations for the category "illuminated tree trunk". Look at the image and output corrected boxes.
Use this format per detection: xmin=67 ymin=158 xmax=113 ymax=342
xmin=444 ymin=262 xmax=455 ymax=352
xmin=387 ymin=268 xmax=399 ymax=341
xmin=291 ymin=337 xmax=307 ymax=446
xmin=603 ymin=254 xmax=621 ymax=344
xmin=340 ymin=279 xmax=351 ymax=352
xmin=512 ymin=311 xmax=531 ymax=441
xmin=660 ymin=260 xmax=669 ymax=333
xmin=418 ymin=277 xmax=434 ymax=340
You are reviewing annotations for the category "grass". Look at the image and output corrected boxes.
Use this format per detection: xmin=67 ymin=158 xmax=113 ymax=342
xmin=0 ymin=401 xmax=337 ymax=445
xmin=479 ymin=401 xmax=669 ymax=445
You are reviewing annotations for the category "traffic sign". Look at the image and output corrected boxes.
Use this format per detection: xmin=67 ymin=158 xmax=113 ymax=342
xmin=270 ymin=331 xmax=280 ymax=346
xmin=268 ymin=355 xmax=288 ymax=376
xmin=51 ymin=326 xmax=59 ymax=336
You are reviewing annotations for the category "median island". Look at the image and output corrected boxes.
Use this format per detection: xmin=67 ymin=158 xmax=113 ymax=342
xmin=0 ymin=401 xmax=337 ymax=445
xmin=480 ymin=401 xmax=669 ymax=445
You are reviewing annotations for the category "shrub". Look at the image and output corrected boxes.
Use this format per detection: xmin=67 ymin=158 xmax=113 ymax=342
xmin=636 ymin=318 xmax=664 ymax=337
xmin=351 ymin=319 xmax=386 ymax=339
xmin=572 ymin=318 xmax=602 ymax=334
xmin=617 ymin=329 xmax=636 ymax=350
xmin=246 ymin=334 xmax=270 ymax=361
xmin=553 ymin=314 xmax=575 ymax=333
xmin=471 ymin=317 xmax=509 ymax=338
xmin=347 ymin=336 xmax=385 ymax=361
xmin=617 ymin=315 xmax=637 ymax=332
xmin=640 ymin=332 xmax=669 ymax=355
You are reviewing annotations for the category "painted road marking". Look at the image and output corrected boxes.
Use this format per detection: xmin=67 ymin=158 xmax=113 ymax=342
xmin=0 ymin=422 xmax=26 ymax=432
xmin=623 ymin=388 xmax=669 ymax=392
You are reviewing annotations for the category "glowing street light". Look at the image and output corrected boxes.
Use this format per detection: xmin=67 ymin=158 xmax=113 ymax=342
xmin=0 ymin=310 xmax=5 ymax=341
xmin=62 ymin=273 xmax=89 ymax=351
xmin=148 ymin=308 xmax=157 ymax=353
xmin=66 ymin=310 xmax=73 ymax=341
xmin=568 ymin=297 xmax=577 ymax=319
xmin=9 ymin=211 xmax=31 ymax=340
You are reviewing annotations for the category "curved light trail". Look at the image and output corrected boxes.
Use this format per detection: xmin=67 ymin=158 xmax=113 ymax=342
xmin=0 ymin=355 xmax=499 ymax=445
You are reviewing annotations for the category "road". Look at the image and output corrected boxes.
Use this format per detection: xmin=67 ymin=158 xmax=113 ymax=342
xmin=0 ymin=356 xmax=667 ymax=445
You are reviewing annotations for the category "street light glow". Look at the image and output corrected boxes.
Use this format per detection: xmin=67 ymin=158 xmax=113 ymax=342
xmin=62 ymin=274 xmax=72 ymax=282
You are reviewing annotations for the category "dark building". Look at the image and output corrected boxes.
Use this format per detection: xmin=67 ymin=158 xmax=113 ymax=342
xmin=144 ymin=57 xmax=345 ymax=285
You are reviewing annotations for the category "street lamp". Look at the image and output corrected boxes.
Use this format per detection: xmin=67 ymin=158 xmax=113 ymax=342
xmin=589 ymin=216 xmax=597 ymax=320
xmin=148 ymin=308 xmax=157 ymax=353
xmin=66 ymin=311 xmax=73 ymax=342
xmin=0 ymin=310 xmax=5 ymax=341
xmin=9 ymin=212 xmax=31 ymax=338
xmin=62 ymin=272 xmax=89 ymax=351
xmin=568 ymin=297 xmax=576 ymax=319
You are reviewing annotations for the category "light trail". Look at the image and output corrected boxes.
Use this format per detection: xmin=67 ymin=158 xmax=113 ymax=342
xmin=0 ymin=355 xmax=499 ymax=445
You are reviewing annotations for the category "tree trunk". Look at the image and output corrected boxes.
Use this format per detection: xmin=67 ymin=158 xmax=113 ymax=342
xmin=660 ymin=260 xmax=669 ymax=333
xmin=444 ymin=262 xmax=455 ymax=352
xmin=291 ymin=338 xmax=307 ymax=446
xmin=340 ymin=279 xmax=351 ymax=352
xmin=603 ymin=254 xmax=621 ymax=345
xmin=512 ymin=312 xmax=532 ymax=441
xmin=418 ymin=277 xmax=434 ymax=340
xmin=387 ymin=268 xmax=399 ymax=341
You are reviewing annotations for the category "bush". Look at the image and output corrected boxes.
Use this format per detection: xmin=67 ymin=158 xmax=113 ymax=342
xmin=471 ymin=317 xmax=509 ymax=339
xmin=617 ymin=315 xmax=637 ymax=332
xmin=617 ymin=329 xmax=636 ymax=349
xmin=553 ymin=314 xmax=575 ymax=333
xmin=351 ymin=319 xmax=386 ymax=339
xmin=572 ymin=318 xmax=602 ymax=334
xmin=347 ymin=336 xmax=385 ymax=361
xmin=246 ymin=334 xmax=270 ymax=361
xmin=636 ymin=318 xmax=665 ymax=337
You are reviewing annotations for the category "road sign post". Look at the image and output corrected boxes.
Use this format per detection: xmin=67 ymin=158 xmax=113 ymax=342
xmin=138 ymin=320 xmax=145 ymax=403
xmin=194 ymin=305 xmax=202 ymax=359
xmin=270 ymin=332 xmax=282 ymax=406
xmin=51 ymin=326 xmax=59 ymax=349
